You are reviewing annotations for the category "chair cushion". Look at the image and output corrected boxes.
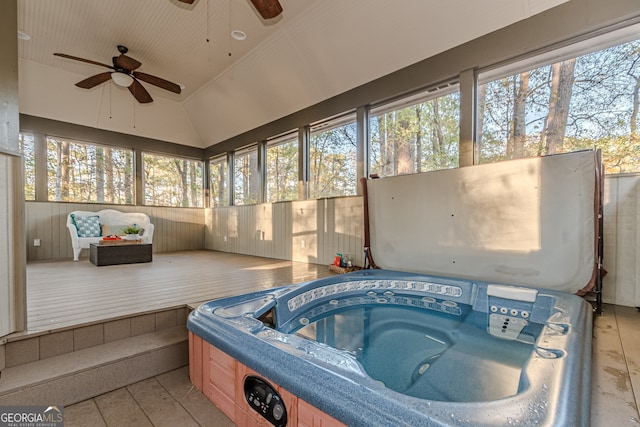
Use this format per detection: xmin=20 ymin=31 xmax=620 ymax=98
xmin=72 ymin=214 xmax=102 ymax=237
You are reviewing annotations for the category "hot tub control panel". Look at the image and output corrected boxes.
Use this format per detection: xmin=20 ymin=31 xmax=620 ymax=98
xmin=486 ymin=284 xmax=537 ymax=340
xmin=244 ymin=376 xmax=287 ymax=427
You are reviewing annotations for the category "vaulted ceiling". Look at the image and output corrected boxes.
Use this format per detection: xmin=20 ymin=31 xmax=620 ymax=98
xmin=17 ymin=0 xmax=567 ymax=148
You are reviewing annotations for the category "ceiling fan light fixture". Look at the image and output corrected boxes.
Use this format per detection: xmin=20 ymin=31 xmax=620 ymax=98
xmin=111 ymin=72 xmax=134 ymax=88
xmin=231 ymin=30 xmax=247 ymax=41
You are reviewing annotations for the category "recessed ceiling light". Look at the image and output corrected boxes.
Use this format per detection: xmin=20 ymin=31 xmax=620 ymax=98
xmin=231 ymin=30 xmax=247 ymax=41
xmin=17 ymin=30 xmax=31 ymax=41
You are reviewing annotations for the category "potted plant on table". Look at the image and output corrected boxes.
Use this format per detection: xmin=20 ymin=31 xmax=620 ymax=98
xmin=122 ymin=224 xmax=142 ymax=240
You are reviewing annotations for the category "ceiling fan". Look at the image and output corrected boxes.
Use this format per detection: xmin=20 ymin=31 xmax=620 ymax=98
xmin=178 ymin=0 xmax=283 ymax=20
xmin=53 ymin=45 xmax=181 ymax=104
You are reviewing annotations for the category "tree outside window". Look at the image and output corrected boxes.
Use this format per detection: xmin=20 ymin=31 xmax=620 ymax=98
xmin=209 ymin=155 xmax=228 ymax=207
xmin=266 ymin=134 xmax=298 ymax=203
xmin=234 ymin=145 xmax=259 ymax=205
xmin=19 ymin=133 xmax=35 ymax=201
xmin=310 ymin=116 xmax=357 ymax=199
xmin=47 ymin=137 xmax=133 ymax=204
xmin=370 ymin=88 xmax=460 ymax=177
xmin=143 ymin=152 xmax=203 ymax=207
xmin=478 ymin=38 xmax=640 ymax=174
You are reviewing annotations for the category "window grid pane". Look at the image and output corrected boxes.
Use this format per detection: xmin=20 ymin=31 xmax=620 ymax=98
xmin=477 ymin=38 xmax=640 ymax=174
xmin=266 ymin=136 xmax=298 ymax=203
xmin=143 ymin=152 xmax=203 ymax=207
xmin=209 ymin=156 xmax=228 ymax=207
xmin=234 ymin=146 xmax=259 ymax=205
xmin=369 ymin=90 xmax=460 ymax=178
xmin=46 ymin=137 xmax=134 ymax=204
xmin=19 ymin=133 xmax=35 ymax=201
xmin=310 ymin=116 xmax=357 ymax=199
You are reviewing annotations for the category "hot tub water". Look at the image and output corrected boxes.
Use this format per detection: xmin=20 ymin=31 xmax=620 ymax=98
xmin=290 ymin=298 xmax=539 ymax=402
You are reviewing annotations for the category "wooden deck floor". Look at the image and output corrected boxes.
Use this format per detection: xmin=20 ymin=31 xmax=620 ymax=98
xmin=26 ymin=250 xmax=335 ymax=332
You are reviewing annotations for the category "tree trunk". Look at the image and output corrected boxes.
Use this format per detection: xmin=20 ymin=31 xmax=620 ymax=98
xmin=190 ymin=162 xmax=198 ymax=206
xmin=510 ymin=71 xmax=529 ymax=159
xmin=105 ymin=148 xmax=114 ymax=203
xmin=379 ymin=114 xmax=387 ymax=176
xmin=397 ymin=117 xmax=413 ymax=175
xmin=630 ymin=75 xmax=640 ymax=143
xmin=56 ymin=140 xmax=70 ymax=201
xmin=432 ymin=98 xmax=445 ymax=168
xmin=544 ymin=59 xmax=576 ymax=154
xmin=415 ymin=106 xmax=423 ymax=173
xmin=124 ymin=152 xmax=133 ymax=205
xmin=175 ymin=159 xmax=189 ymax=207
xmin=96 ymin=147 xmax=105 ymax=203
xmin=476 ymin=83 xmax=487 ymax=159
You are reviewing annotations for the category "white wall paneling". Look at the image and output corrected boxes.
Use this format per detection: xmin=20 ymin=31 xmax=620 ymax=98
xmin=25 ymin=202 xmax=205 ymax=261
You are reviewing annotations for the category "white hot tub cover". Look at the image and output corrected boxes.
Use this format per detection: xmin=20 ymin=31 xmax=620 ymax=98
xmin=366 ymin=151 xmax=599 ymax=294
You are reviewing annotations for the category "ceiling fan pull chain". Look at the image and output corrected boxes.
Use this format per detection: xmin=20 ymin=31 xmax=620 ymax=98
xmin=133 ymin=94 xmax=136 ymax=129
xmin=228 ymin=0 xmax=232 ymax=57
xmin=109 ymin=81 xmax=112 ymax=120
xmin=206 ymin=0 xmax=210 ymax=44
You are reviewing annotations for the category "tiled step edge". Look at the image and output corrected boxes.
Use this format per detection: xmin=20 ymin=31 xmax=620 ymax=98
xmin=2 ymin=306 xmax=189 ymax=370
xmin=0 ymin=325 xmax=188 ymax=406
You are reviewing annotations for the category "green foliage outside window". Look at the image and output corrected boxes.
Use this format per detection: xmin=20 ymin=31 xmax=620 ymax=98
xmin=310 ymin=119 xmax=357 ymax=199
xmin=478 ymin=39 xmax=640 ymax=174
xmin=370 ymin=91 xmax=460 ymax=177
xmin=266 ymin=136 xmax=298 ymax=203
xmin=19 ymin=133 xmax=35 ymax=200
xmin=234 ymin=146 xmax=259 ymax=205
xmin=143 ymin=153 xmax=203 ymax=207
xmin=47 ymin=137 xmax=134 ymax=204
xmin=210 ymin=156 xmax=228 ymax=207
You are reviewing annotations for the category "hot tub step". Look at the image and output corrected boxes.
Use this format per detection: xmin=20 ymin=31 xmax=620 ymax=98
xmin=0 ymin=326 xmax=188 ymax=406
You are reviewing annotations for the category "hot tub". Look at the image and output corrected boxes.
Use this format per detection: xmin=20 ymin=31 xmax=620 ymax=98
xmin=188 ymin=269 xmax=592 ymax=426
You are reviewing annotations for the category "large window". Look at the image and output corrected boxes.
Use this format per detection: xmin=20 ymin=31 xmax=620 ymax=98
xmin=47 ymin=137 xmax=134 ymax=203
xmin=266 ymin=133 xmax=298 ymax=203
xmin=209 ymin=155 xmax=228 ymax=207
xmin=234 ymin=145 xmax=259 ymax=205
xmin=310 ymin=114 xmax=357 ymax=198
xmin=19 ymin=133 xmax=35 ymax=201
xmin=478 ymin=36 xmax=640 ymax=173
xmin=143 ymin=153 xmax=203 ymax=207
xmin=370 ymin=86 xmax=460 ymax=177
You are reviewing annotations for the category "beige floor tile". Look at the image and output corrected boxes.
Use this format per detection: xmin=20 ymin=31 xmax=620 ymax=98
xmin=131 ymin=314 xmax=156 ymax=336
xmin=64 ymin=399 xmax=107 ymax=427
xmin=127 ymin=377 xmax=200 ymax=427
xmin=590 ymin=305 xmax=640 ymax=425
xmin=94 ymin=387 xmax=153 ymax=427
xmin=104 ymin=318 xmax=132 ymax=343
xmin=156 ymin=368 xmax=235 ymax=427
xmin=74 ymin=324 xmax=105 ymax=351
xmin=155 ymin=310 xmax=177 ymax=331
xmin=5 ymin=337 xmax=39 ymax=367
xmin=614 ymin=305 xmax=640 ymax=416
xmin=40 ymin=330 xmax=74 ymax=359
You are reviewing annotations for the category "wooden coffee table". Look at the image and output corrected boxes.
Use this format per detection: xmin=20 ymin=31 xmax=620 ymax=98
xmin=89 ymin=242 xmax=152 ymax=266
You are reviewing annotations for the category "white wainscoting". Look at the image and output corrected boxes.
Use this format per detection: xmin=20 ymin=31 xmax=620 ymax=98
xmin=602 ymin=174 xmax=640 ymax=307
xmin=206 ymin=197 xmax=365 ymax=267
xmin=25 ymin=202 xmax=205 ymax=261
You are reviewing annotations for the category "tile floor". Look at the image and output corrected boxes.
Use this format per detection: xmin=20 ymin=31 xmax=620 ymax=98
xmin=64 ymin=366 xmax=234 ymax=427
xmin=63 ymin=303 xmax=640 ymax=426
